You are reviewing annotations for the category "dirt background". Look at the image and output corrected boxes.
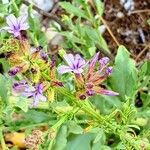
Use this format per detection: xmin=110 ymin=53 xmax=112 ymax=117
xmin=103 ymin=0 xmax=150 ymax=62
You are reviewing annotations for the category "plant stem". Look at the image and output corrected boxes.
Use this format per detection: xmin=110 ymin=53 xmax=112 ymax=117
xmin=56 ymin=87 xmax=141 ymax=148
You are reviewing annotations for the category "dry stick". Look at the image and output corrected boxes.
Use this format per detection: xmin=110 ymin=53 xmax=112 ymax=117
xmin=135 ymin=45 xmax=149 ymax=61
xmin=131 ymin=9 xmax=150 ymax=14
xmin=100 ymin=16 xmax=120 ymax=47
xmin=23 ymin=0 xmax=68 ymax=31
xmin=50 ymin=2 xmax=59 ymax=14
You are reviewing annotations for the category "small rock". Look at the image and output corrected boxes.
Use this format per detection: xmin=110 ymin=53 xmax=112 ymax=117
xmin=32 ymin=0 xmax=54 ymax=12
xmin=116 ymin=12 xmax=124 ymax=18
xmin=45 ymin=28 xmax=58 ymax=42
xmin=98 ymin=25 xmax=106 ymax=34
xmin=120 ymin=0 xmax=135 ymax=14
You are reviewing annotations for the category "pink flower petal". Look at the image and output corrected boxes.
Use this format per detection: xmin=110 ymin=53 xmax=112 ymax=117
xmin=97 ymin=89 xmax=119 ymax=96
xmin=88 ymin=52 xmax=100 ymax=71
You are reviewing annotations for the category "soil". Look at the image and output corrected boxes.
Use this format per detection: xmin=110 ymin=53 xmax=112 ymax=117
xmin=103 ymin=0 xmax=150 ymax=62
xmin=53 ymin=0 xmax=150 ymax=62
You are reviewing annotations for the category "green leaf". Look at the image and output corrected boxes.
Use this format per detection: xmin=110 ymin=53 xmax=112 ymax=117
xmin=10 ymin=0 xmax=19 ymax=16
xmin=98 ymin=34 xmax=109 ymax=52
xmin=27 ymin=5 xmax=47 ymax=47
xmin=92 ymin=128 xmax=105 ymax=144
xmin=91 ymin=95 xmax=121 ymax=114
xmin=23 ymin=110 xmax=49 ymax=123
xmin=0 ymin=58 xmax=9 ymax=72
xmin=0 ymin=74 xmax=8 ymax=101
xmin=60 ymin=31 xmax=86 ymax=44
xmin=53 ymin=125 xmax=68 ymax=150
xmin=109 ymin=46 xmax=138 ymax=100
xmin=59 ymin=2 xmax=87 ymax=19
xmin=15 ymin=97 xmax=28 ymax=112
xmin=85 ymin=27 xmax=109 ymax=52
xmin=65 ymin=133 xmax=93 ymax=150
xmin=88 ymin=46 xmax=96 ymax=56
xmin=65 ymin=132 xmax=104 ymax=150
xmin=139 ymin=61 xmax=149 ymax=79
xmin=67 ymin=121 xmax=83 ymax=134
xmin=94 ymin=0 xmax=104 ymax=16
xmin=0 ymin=3 xmax=9 ymax=14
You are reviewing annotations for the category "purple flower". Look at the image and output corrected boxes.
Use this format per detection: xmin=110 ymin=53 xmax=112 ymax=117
xmin=99 ymin=57 xmax=109 ymax=69
xmin=105 ymin=67 xmax=113 ymax=76
xmin=22 ymin=83 xmax=47 ymax=107
xmin=50 ymin=55 xmax=56 ymax=69
xmin=13 ymin=81 xmax=47 ymax=107
xmin=82 ymin=52 xmax=119 ymax=98
xmin=86 ymin=90 xmax=95 ymax=96
xmin=57 ymin=53 xmax=86 ymax=74
xmin=96 ymin=89 xmax=119 ymax=96
xmin=40 ymin=51 xmax=48 ymax=62
xmin=13 ymin=80 xmax=27 ymax=93
xmin=88 ymin=52 xmax=100 ymax=72
xmin=3 ymin=14 xmax=29 ymax=37
xmin=79 ymin=94 xmax=86 ymax=100
xmin=8 ymin=66 xmax=21 ymax=76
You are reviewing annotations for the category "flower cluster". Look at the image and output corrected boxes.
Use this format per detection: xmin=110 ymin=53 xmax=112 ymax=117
xmin=1 ymin=14 xmax=55 ymax=107
xmin=58 ymin=53 xmax=119 ymax=100
xmin=1 ymin=14 xmax=118 ymax=108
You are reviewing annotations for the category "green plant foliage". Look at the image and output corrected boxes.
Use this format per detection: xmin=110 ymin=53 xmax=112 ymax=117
xmin=59 ymin=2 xmax=88 ymax=19
xmin=0 ymin=75 xmax=9 ymax=101
xmin=109 ymin=46 xmax=138 ymax=100
xmin=28 ymin=5 xmax=47 ymax=47
xmin=0 ymin=0 xmax=149 ymax=150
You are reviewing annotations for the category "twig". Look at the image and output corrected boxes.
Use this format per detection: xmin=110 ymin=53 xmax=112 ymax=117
xmin=23 ymin=0 xmax=68 ymax=30
xmin=50 ymin=2 xmax=59 ymax=14
xmin=135 ymin=45 xmax=149 ymax=61
xmin=100 ymin=16 xmax=120 ymax=47
xmin=130 ymin=9 xmax=150 ymax=14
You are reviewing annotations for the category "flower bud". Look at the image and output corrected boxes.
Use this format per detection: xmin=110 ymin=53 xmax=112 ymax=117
xmin=86 ymin=90 xmax=95 ymax=96
xmin=40 ymin=51 xmax=48 ymax=62
xmin=79 ymin=94 xmax=86 ymax=100
xmin=99 ymin=57 xmax=109 ymax=67
xmin=8 ymin=66 xmax=21 ymax=76
xmin=105 ymin=67 xmax=113 ymax=76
